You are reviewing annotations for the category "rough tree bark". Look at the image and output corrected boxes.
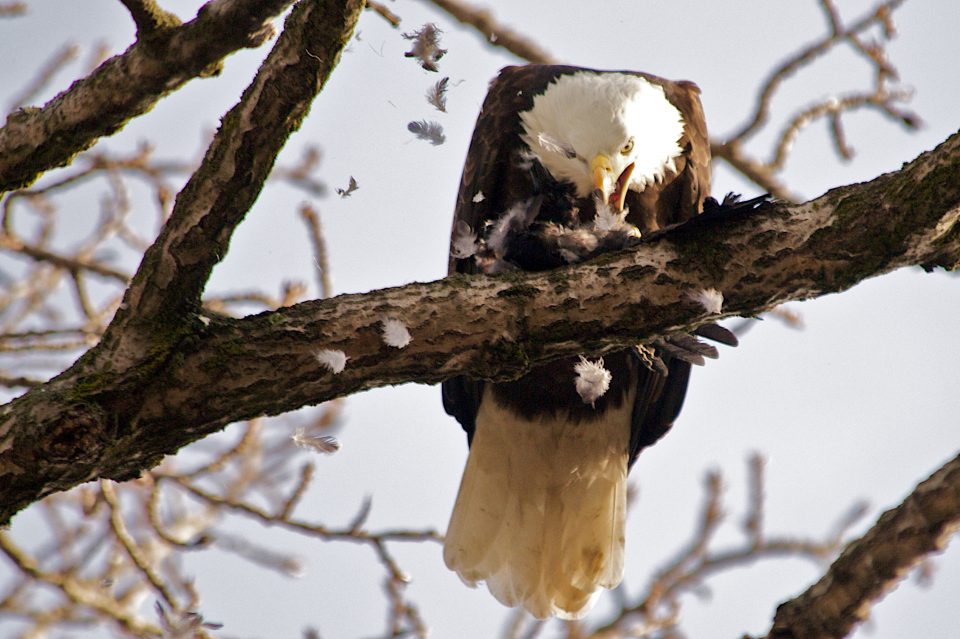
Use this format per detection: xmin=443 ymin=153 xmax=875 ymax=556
xmin=0 ymin=125 xmax=957 ymax=524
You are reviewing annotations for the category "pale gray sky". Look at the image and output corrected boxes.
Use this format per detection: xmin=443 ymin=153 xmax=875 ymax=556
xmin=1 ymin=1 xmax=959 ymax=637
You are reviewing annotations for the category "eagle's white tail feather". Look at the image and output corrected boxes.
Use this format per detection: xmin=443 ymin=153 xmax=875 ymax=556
xmin=444 ymin=389 xmax=631 ymax=619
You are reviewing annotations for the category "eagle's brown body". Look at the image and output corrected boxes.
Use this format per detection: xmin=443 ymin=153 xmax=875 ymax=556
xmin=442 ymin=65 xmax=718 ymax=619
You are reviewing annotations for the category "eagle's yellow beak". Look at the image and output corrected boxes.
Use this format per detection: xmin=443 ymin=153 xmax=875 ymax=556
xmin=591 ymin=154 xmax=635 ymax=212
xmin=591 ymin=154 xmax=614 ymax=204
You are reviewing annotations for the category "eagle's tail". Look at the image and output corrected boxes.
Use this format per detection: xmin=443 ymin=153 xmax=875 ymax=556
xmin=443 ymin=396 xmax=630 ymax=619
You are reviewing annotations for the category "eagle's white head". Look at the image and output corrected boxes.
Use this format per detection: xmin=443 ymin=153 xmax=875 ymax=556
xmin=519 ymin=71 xmax=685 ymax=209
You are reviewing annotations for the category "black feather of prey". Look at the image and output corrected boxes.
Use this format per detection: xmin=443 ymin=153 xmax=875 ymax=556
xmin=427 ymin=77 xmax=449 ymax=112
xmin=407 ymin=120 xmax=446 ymax=145
xmin=403 ymin=23 xmax=446 ymax=72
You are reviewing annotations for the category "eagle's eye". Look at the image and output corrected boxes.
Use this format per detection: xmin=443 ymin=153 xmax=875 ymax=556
xmin=620 ymin=138 xmax=635 ymax=156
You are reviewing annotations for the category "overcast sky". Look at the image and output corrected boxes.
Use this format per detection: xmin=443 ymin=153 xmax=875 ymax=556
xmin=2 ymin=1 xmax=959 ymax=638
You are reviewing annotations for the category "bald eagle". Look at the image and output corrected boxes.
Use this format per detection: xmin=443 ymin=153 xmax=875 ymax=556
xmin=442 ymin=65 xmax=734 ymax=619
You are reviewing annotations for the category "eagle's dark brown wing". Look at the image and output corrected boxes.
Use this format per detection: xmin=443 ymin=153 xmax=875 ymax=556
xmin=442 ymin=65 xmax=580 ymax=439
xmin=621 ymin=77 xmax=713 ymax=465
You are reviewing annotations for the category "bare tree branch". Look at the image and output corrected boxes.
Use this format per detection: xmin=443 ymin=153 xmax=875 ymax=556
xmin=0 ymin=0 xmax=297 ymax=193
xmin=0 ymin=2 xmax=25 ymax=17
xmin=365 ymin=0 xmax=401 ymax=28
xmin=0 ymin=531 xmax=164 ymax=636
xmin=425 ymin=0 xmax=557 ymax=64
xmin=154 ymin=474 xmax=441 ymax=545
xmin=0 ymin=233 xmax=130 ymax=282
xmin=299 ymin=203 xmax=334 ymax=299
xmin=710 ymin=140 xmax=798 ymax=201
xmin=725 ymin=0 xmax=907 ymax=144
xmin=713 ymin=0 xmax=917 ymax=201
xmin=766 ymin=452 xmax=960 ymax=639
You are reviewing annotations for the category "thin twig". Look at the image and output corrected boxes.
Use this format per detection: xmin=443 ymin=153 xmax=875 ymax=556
xmin=0 ymin=2 xmax=26 ymax=17
xmin=298 ymin=204 xmax=334 ymax=299
xmin=743 ymin=453 xmax=765 ymax=546
xmin=425 ymin=0 xmax=557 ymax=64
xmin=0 ymin=531 xmax=164 ymax=637
xmin=726 ymin=0 xmax=907 ymax=143
xmin=365 ymin=0 xmax=401 ymax=27
xmin=277 ymin=463 xmax=314 ymax=520
xmin=768 ymin=87 xmax=916 ymax=171
xmin=100 ymin=480 xmax=180 ymax=611
xmin=5 ymin=43 xmax=79 ymax=111
xmin=0 ymin=234 xmax=130 ymax=282
xmin=157 ymin=474 xmax=443 ymax=544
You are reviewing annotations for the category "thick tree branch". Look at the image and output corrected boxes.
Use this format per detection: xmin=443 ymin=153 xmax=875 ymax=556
xmin=0 ymin=0 xmax=295 ymax=193
xmin=0 ymin=129 xmax=957 ymax=525
xmin=765 ymin=452 xmax=960 ymax=639
xmin=96 ymin=0 xmax=362 ymax=374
